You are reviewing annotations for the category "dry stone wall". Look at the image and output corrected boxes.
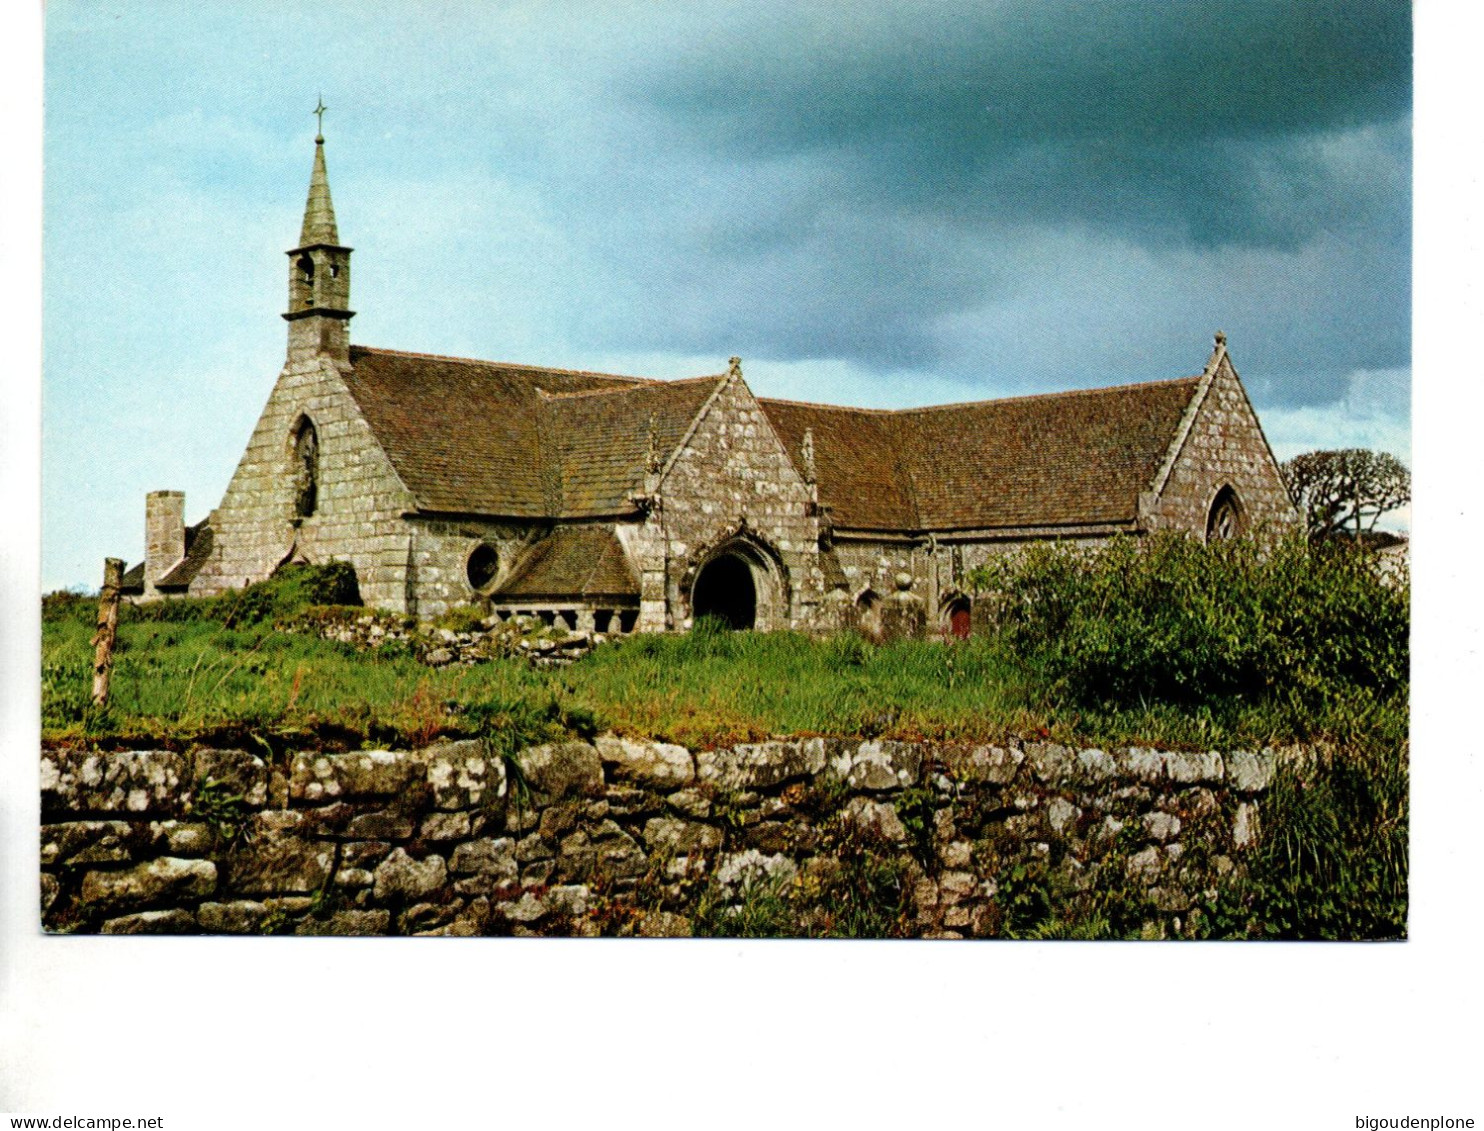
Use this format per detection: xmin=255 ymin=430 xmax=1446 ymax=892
xmin=40 ymin=735 xmax=1293 ymax=938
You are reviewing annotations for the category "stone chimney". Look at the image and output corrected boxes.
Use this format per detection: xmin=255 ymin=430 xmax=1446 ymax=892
xmin=144 ymin=490 xmax=186 ymax=597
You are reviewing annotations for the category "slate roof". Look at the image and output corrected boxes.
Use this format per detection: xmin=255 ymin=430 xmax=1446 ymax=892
xmin=495 ymin=527 xmax=640 ymax=600
xmin=122 ymin=519 xmax=212 ymax=595
xmin=760 ymin=401 xmax=916 ymax=529
xmin=342 ymin=345 xmax=1201 ymax=534
xmin=344 ymin=346 xmax=657 ymax=517
xmin=157 ymin=520 xmax=214 ymax=589
xmin=761 ymin=377 xmax=1202 ymax=532
xmin=545 ymin=376 xmax=722 ymax=516
xmin=120 ymin=562 xmax=146 ymax=595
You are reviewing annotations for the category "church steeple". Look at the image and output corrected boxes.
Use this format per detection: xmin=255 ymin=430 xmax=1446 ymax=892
xmin=284 ymin=99 xmax=353 ymax=364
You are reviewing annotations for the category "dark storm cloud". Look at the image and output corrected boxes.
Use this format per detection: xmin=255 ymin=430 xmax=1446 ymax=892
xmin=627 ymin=0 xmax=1409 ymax=247
xmin=516 ymin=0 xmax=1410 ymax=396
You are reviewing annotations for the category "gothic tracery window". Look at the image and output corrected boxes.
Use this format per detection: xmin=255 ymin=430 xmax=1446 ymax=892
xmin=292 ymin=418 xmax=319 ymax=518
xmin=1206 ymin=486 xmax=1243 ymax=542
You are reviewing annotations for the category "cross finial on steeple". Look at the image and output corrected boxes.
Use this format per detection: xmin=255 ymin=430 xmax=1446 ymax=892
xmin=314 ymin=95 xmax=328 ymax=143
xmin=285 ymin=113 xmax=353 ymax=363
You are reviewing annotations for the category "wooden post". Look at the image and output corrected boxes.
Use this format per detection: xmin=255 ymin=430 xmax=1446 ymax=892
xmin=91 ymin=557 xmax=124 ymax=708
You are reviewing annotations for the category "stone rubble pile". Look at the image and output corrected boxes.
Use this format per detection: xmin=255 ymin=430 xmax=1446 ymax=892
xmin=279 ymin=609 xmax=602 ymax=668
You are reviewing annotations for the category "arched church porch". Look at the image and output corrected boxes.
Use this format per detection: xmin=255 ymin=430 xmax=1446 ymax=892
xmin=682 ymin=537 xmax=788 ymax=631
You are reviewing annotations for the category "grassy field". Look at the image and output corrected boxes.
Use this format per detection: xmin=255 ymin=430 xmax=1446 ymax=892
xmin=42 ymin=535 xmax=1407 ymax=756
xmin=40 ymin=537 xmax=1410 ymax=940
xmin=43 ymin=612 xmax=1059 ymax=749
xmin=42 ymin=605 xmax=1400 ymax=754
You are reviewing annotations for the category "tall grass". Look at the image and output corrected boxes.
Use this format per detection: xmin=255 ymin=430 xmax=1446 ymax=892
xmin=565 ymin=618 xmax=1042 ymax=747
xmin=43 ymin=536 xmax=1407 ymax=758
xmin=42 ymin=611 xmax=566 ymax=748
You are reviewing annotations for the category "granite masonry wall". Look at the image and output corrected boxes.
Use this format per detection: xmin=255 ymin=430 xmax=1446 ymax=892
xmin=630 ymin=371 xmax=827 ymax=633
xmin=40 ymin=734 xmax=1292 ymax=938
xmin=1144 ymin=351 xmax=1299 ymax=538
xmin=192 ymin=356 xmax=419 ymax=611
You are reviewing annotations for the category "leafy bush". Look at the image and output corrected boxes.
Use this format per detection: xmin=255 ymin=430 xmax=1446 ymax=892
xmin=432 ymin=603 xmax=488 ymax=634
xmin=969 ymin=533 xmax=1408 ymax=723
xmin=203 ymin=562 xmax=361 ymax=626
xmin=42 ymin=562 xmax=363 ymax=629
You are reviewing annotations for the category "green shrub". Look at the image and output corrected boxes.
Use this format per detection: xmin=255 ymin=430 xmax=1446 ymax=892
xmin=433 ymin=603 xmax=487 ymax=634
xmin=61 ymin=561 xmax=367 ymax=629
xmin=214 ymin=562 xmax=361 ymax=625
xmin=969 ymin=533 xmax=1408 ymax=723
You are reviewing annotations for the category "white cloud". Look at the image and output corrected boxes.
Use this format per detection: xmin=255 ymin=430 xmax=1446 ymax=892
xmin=1259 ymin=367 xmax=1411 ymax=533
xmin=1260 ymin=367 xmax=1411 ymax=465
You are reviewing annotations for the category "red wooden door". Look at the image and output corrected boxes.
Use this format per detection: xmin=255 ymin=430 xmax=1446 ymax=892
xmin=949 ymin=604 xmax=971 ymax=640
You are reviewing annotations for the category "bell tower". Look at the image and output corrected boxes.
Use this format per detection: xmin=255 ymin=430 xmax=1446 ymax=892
xmin=284 ymin=99 xmax=354 ymax=364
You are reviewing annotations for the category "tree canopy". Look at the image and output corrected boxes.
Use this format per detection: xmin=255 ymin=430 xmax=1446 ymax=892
xmin=1280 ymin=448 xmax=1410 ymax=541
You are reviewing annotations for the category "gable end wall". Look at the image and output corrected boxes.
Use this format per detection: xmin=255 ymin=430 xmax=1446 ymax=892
xmin=1148 ymin=356 xmax=1298 ymax=538
xmin=630 ymin=374 xmax=825 ymax=630
xmin=189 ymin=358 xmax=419 ymax=609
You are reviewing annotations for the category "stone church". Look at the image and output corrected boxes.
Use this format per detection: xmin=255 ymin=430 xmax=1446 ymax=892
xmin=129 ymin=132 xmax=1299 ymax=635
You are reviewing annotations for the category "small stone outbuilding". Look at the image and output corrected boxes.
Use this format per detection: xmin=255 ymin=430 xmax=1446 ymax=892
xmin=129 ymin=131 xmax=1299 ymax=634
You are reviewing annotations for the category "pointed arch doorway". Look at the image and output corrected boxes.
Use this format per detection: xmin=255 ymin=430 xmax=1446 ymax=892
xmin=685 ymin=535 xmax=788 ymax=631
xmin=691 ymin=552 xmax=757 ymax=630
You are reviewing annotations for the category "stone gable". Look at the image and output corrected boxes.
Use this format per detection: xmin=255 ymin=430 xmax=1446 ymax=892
xmin=629 ymin=371 xmax=825 ymax=630
xmin=190 ymin=357 xmax=420 ymax=611
xmin=1147 ymin=351 xmax=1299 ymax=538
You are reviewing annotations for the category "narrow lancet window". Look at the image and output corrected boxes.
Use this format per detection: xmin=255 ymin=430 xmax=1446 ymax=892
xmin=292 ymin=418 xmax=319 ymax=517
xmin=1206 ymin=486 xmax=1243 ymax=542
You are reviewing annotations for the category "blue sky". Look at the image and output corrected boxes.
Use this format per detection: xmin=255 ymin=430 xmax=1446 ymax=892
xmin=41 ymin=0 xmax=1411 ymax=590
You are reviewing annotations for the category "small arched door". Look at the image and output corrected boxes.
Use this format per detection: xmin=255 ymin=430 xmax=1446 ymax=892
xmin=946 ymin=598 xmax=972 ymax=640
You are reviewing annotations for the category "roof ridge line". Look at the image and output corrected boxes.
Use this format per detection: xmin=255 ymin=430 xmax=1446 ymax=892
xmin=351 ymin=345 xmax=660 ymax=383
xmin=759 ymin=374 xmax=1203 ymax=416
xmin=758 ymin=396 xmax=900 ymax=414
xmin=890 ymin=375 xmax=1204 ymax=414
xmin=542 ymin=374 xmax=722 ymax=400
